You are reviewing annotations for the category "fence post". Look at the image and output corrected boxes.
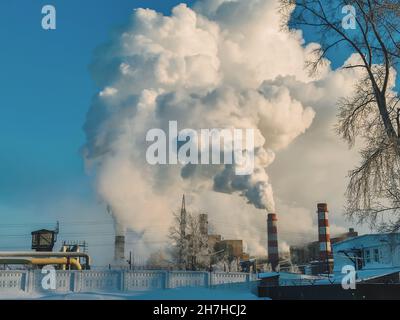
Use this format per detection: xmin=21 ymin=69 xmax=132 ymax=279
xmin=204 ymin=272 xmax=210 ymax=287
xmin=72 ymin=271 xmax=80 ymax=292
xmin=165 ymin=271 xmax=170 ymax=289
xmin=28 ymin=270 xmax=34 ymax=293
xmin=120 ymin=270 xmax=125 ymax=292
xmin=21 ymin=271 xmax=27 ymax=292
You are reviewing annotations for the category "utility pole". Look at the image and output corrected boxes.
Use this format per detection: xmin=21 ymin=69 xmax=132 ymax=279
xmin=127 ymin=251 xmax=132 ymax=270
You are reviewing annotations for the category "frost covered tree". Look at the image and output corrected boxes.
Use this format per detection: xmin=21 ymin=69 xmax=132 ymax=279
xmin=169 ymin=210 xmax=210 ymax=270
xmin=212 ymin=241 xmax=242 ymax=272
xmin=280 ymin=0 xmax=400 ymax=230
xmin=146 ymin=250 xmax=173 ymax=270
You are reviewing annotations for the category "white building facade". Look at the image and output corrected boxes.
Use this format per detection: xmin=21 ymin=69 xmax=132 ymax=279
xmin=333 ymin=233 xmax=400 ymax=273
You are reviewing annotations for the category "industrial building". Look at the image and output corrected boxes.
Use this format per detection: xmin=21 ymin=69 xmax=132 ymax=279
xmin=259 ymin=232 xmax=400 ymax=300
xmin=285 ymin=203 xmax=358 ymax=274
xmin=290 ymin=228 xmax=358 ymax=273
xmin=258 ymin=202 xmax=400 ymax=299
xmin=207 ymin=230 xmax=251 ymax=270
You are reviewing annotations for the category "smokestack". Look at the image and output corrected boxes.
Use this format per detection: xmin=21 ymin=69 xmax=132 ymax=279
xmin=199 ymin=214 xmax=208 ymax=236
xmin=114 ymin=234 xmax=125 ymax=263
xmin=108 ymin=205 xmax=126 ymax=264
xmin=317 ymin=203 xmax=332 ymax=273
xmin=199 ymin=213 xmax=209 ymax=264
xmin=267 ymin=213 xmax=279 ymax=271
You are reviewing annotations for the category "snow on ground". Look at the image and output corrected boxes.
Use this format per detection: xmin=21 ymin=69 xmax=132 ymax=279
xmin=0 ymin=284 xmax=268 ymax=300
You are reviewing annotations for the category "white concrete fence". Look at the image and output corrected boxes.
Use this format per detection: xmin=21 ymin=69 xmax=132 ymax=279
xmin=0 ymin=270 xmax=257 ymax=294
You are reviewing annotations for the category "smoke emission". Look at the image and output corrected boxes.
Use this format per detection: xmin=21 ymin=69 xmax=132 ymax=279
xmin=83 ymin=0 xmax=363 ymax=258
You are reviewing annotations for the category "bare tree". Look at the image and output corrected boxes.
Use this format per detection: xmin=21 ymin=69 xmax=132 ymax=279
xmin=280 ymin=0 xmax=400 ymax=230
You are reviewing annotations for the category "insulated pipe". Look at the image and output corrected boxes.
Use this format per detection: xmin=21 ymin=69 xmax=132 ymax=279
xmin=0 ymin=252 xmax=90 ymax=269
xmin=31 ymin=258 xmax=82 ymax=270
xmin=267 ymin=213 xmax=279 ymax=271
xmin=0 ymin=257 xmax=82 ymax=270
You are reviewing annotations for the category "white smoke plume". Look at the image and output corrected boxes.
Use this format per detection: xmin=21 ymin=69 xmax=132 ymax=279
xmin=83 ymin=0 xmax=361 ymax=258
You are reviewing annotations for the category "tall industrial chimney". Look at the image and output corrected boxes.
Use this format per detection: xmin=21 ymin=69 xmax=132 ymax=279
xmin=199 ymin=213 xmax=208 ymax=237
xmin=267 ymin=213 xmax=279 ymax=271
xmin=317 ymin=203 xmax=332 ymax=273
xmin=114 ymin=234 xmax=125 ymax=263
xmin=199 ymin=213 xmax=209 ymax=266
xmin=107 ymin=205 xmax=126 ymax=264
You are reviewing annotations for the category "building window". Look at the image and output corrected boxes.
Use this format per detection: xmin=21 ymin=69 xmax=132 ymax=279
xmin=365 ymin=249 xmax=371 ymax=264
xmin=374 ymin=249 xmax=380 ymax=262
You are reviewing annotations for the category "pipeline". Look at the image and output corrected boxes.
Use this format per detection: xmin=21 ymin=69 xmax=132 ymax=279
xmin=0 ymin=252 xmax=90 ymax=269
xmin=0 ymin=257 xmax=82 ymax=270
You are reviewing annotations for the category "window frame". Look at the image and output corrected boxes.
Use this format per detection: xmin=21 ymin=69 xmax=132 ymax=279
xmin=365 ymin=249 xmax=371 ymax=264
xmin=373 ymin=248 xmax=380 ymax=263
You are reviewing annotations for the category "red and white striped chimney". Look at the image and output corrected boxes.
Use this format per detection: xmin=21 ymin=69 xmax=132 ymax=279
xmin=317 ymin=203 xmax=332 ymax=273
xmin=267 ymin=213 xmax=279 ymax=271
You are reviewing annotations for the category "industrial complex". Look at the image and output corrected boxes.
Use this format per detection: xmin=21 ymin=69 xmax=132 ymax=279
xmin=1 ymin=197 xmax=400 ymax=299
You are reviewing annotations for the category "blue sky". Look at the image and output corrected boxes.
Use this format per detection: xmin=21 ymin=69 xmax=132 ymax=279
xmin=0 ymin=0 xmax=347 ymax=263
xmin=0 ymin=0 xmax=193 ymax=260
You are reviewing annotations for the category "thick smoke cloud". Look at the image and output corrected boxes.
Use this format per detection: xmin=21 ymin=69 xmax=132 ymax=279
xmin=83 ymin=0 xmax=362 ymax=257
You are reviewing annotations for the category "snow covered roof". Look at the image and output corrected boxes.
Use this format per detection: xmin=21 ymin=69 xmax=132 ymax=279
xmin=259 ymin=268 xmax=400 ymax=285
xmin=333 ymin=232 xmax=400 ymax=249
xmin=258 ymin=272 xmax=322 ymax=280
xmin=356 ymin=268 xmax=400 ymax=281
xmin=312 ymin=268 xmax=400 ymax=285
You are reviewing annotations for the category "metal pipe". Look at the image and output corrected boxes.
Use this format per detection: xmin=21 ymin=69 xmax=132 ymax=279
xmin=31 ymin=258 xmax=82 ymax=270
xmin=0 ymin=257 xmax=82 ymax=270
xmin=0 ymin=251 xmax=89 ymax=259
xmin=0 ymin=252 xmax=90 ymax=269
